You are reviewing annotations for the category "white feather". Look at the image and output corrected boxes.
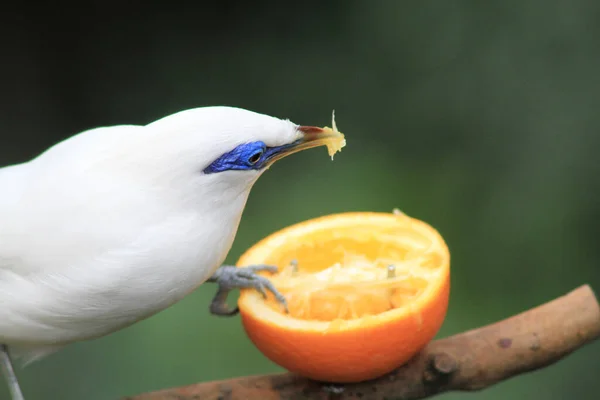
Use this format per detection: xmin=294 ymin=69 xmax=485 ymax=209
xmin=0 ymin=106 xmax=301 ymax=364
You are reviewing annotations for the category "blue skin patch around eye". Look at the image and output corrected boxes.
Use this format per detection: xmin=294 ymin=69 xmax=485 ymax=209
xmin=203 ymin=141 xmax=296 ymax=174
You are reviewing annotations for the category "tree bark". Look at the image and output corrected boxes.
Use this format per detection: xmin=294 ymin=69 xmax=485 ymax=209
xmin=125 ymin=284 xmax=600 ymax=400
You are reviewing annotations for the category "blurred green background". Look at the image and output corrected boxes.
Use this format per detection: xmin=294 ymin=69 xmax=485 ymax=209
xmin=1 ymin=1 xmax=599 ymax=399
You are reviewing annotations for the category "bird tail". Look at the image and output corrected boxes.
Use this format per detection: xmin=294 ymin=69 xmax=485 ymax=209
xmin=8 ymin=344 xmax=64 ymax=368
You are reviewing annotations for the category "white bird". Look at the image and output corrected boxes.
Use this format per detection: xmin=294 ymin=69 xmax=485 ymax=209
xmin=0 ymin=106 xmax=342 ymax=399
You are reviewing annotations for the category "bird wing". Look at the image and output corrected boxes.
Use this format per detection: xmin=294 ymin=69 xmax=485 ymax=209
xmin=0 ymin=162 xmax=36 ymax=274
xmin=0 ymin=124 xmax=166 ymax=346
xmin=0 ymin=125 xmax=145 ymax=276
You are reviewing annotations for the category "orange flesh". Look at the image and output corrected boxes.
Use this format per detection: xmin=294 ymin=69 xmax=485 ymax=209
xmin=266 ymin=252 xmax=436 ymax=321
xmin=323 ymin=111 xmax=346 ymax=158
xmin=251 ymin=214 xmax=444 ymax=322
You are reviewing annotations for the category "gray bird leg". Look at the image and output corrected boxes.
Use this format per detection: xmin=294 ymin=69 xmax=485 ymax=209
xmin=207 ymin=265 xmax=288 ymax=316
xmin=0 ymin=345 xmax=25 ymax=400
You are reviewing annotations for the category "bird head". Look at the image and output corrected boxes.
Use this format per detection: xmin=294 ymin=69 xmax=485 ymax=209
xmin=139 ymin=106 xmax=344 ymax=208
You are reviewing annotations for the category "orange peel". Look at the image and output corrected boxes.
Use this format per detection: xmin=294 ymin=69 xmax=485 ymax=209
xmin=237 ymin=211 xmax=450 ymax=383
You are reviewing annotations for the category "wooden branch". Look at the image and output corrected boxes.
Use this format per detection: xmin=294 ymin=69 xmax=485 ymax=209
xmin=125 ymin=284 xmax=600 ymax=400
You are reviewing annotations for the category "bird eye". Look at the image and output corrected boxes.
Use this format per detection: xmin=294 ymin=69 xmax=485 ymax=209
xmin=248 ymin=150 xmax=263 ymax=165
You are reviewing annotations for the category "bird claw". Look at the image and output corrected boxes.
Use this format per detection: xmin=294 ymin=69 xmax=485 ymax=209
xmin=207 ymin=265 xmax=288 ymax=317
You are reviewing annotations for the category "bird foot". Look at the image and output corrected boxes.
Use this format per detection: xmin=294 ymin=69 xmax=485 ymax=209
xmin=207 ymin=265 xmax=288 ymax=316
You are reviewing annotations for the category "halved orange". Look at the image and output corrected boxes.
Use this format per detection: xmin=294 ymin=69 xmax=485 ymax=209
xmin=236 ymin=211 xmax=450 ymax=383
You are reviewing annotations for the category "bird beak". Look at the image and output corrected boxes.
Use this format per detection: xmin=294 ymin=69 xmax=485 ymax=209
xmin=264 ymin=123 xmax=346 ymax=166
xmin=296 ymin=125 xmax=343 ymax=152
